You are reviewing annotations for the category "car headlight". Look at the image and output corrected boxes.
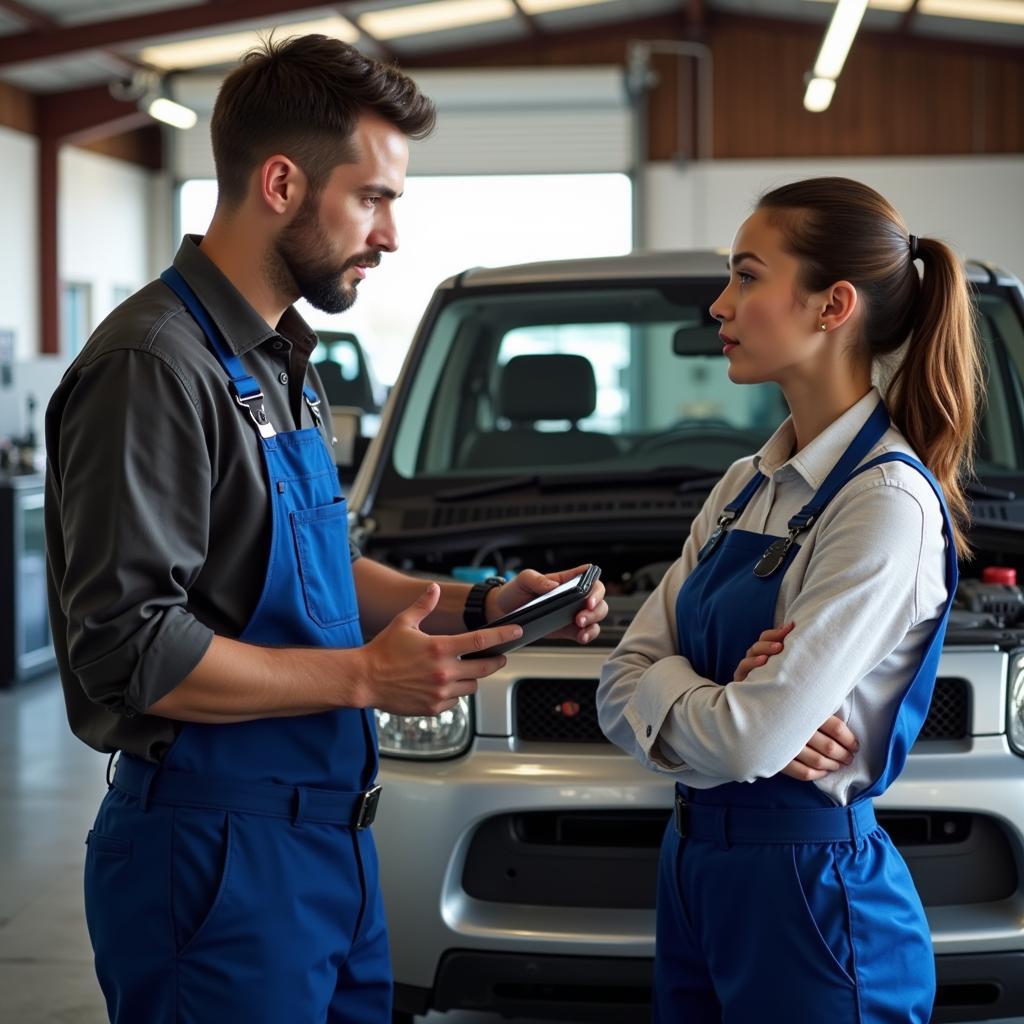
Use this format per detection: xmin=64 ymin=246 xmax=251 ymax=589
xmin=375 ymin=697 xmax=473 ymax=759
xmin=1009 ymin=657 xmax=1024 ymax=757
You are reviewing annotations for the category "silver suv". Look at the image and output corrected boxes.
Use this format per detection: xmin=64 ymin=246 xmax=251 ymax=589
xmin=346 ymin=252 xmax=1024 ymax=1023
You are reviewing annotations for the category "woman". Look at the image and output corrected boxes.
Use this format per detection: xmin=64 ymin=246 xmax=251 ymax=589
xmin=597 ymin=177 xmax=979 ymax=1023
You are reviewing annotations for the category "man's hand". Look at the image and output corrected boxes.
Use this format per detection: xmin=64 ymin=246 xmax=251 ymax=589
xmin=359 ymin=583 xmax=524 ymax=716
xmin=487 ymin=564 xmax=608 ymax=645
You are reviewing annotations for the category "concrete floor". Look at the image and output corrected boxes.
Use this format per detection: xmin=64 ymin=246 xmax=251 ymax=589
xmin=1 ymin=673 xmax=1021 ymax=1024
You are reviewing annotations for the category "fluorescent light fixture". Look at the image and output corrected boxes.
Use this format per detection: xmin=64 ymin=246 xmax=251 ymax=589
xmin=518 ymin=0 xmax=619 ymax=13
xmin=358 ymin=0 xmax=517 ymax=39
xmin=802 ymin=0 xmax=912 ymax=10
xmin=139 ymin=16 xmax=359 ymax=71
xmin=803 ymin=76 xmax=837 ymax=112
xmin=813 ymin=0 xmax=869 ymax=80
xmin=918 ymin=0 xmax=1024 ymax=23
xmin=146 ymin=96 xmax=198 ymax=129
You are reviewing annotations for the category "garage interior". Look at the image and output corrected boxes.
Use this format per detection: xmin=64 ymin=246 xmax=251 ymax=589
xmin=1 ymin=1 xmax=1023 ymax=1022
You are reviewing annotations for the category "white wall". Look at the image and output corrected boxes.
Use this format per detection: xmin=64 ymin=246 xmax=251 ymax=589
xmin=59 ymin=147 xmax=158 ymax=335
xmin=642 ymin=155 xmax=1024 ymax=277
xmin=0 ymin=125 xmax=38 ymax=362
xmin=0 ymin=136 xmax=162 ymax=447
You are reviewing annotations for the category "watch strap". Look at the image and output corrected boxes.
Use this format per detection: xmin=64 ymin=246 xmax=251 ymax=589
xmin=463 ymin=576 xmax=505 ymax=630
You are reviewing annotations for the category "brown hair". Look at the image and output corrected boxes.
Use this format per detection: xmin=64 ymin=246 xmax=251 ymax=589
xmin=758 ymin=176 xmax=980 ymax=557
xmin=210 ymin=34 xmax=436 ymax=208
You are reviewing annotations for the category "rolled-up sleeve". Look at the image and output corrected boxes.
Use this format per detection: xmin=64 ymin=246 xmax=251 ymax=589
xmin=603 ymin=478 xmax=936 ymax=784
xmin=54 ymin=349 xmax=215 ymax=714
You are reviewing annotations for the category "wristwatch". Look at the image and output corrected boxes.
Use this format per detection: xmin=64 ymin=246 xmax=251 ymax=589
xmin=463 ymin=576 xmax=505 ymax=630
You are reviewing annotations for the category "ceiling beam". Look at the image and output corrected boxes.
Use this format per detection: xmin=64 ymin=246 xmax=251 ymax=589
xmin=0 ymin=0 xmax=334 ymax=67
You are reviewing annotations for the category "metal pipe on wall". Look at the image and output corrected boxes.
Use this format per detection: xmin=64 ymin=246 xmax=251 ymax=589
xmin=626 ymin=39 xmax=714 ymax=252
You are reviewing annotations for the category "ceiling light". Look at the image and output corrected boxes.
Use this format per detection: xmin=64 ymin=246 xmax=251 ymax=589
xmin=918 ymin=0 xmax=1024 ymax=24
xmin=139 ymin=16 xmax=359 ymax=71
xmin=145 ymin=96 xmax=198 ymax=129
xmin=803 ymin=76 xmax=837 ymax=112
xmin=358 ymin=0 xmax=517 ymax=40
xmin=813 ymin=0 xmax=869 ymax=80
xmin=802 ymin=0 xmax=912 ymax=10
xmin=518 ymin=0 xmax=619 ymax=13
xmin=110 ymin=72 xmax=198 ymax=130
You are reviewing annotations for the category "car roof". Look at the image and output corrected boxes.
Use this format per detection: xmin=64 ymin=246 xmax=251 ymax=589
xmin=448 ymin=251 xmax=1018 ymax=289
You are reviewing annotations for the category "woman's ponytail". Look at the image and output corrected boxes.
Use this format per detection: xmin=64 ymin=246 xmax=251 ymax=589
xmin=886 ymin=237 xmax=981 ymax=557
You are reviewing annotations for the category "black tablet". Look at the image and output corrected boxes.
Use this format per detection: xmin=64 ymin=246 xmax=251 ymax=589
xmin=462 ymin=564 xmax=602 ymax=659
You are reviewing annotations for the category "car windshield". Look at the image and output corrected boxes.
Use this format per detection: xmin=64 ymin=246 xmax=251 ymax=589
xmin=389 ymin=280 xmax=1024 ymax=484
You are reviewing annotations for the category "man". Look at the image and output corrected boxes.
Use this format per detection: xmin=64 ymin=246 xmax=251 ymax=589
xmin=45 ymin=36 xmax=607 ymax=1024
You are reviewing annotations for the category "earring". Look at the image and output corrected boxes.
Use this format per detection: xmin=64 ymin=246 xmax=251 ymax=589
xmin=820 ymin=323 xmax=827 ymax=331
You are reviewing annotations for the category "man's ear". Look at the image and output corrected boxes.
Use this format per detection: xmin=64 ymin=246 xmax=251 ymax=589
xmin=257 ymin=154 xmax=305 ymax=216
xmin=819 ymin=280 xmax=858 ymax=332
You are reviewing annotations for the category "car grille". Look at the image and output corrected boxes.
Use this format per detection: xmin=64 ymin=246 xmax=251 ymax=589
xmin=513 ymin=676 xmax=970 ymax=744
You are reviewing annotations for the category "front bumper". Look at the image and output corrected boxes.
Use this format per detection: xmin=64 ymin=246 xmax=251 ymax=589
xmin=375 ymin=734 xmax=1024 ymax=1017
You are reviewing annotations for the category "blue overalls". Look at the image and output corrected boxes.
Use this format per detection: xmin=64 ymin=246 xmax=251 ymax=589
xmin=82 ymin=268 xmax=391 ymax=1024
xmin=654 ymin=402 xmax=957 ymax=1023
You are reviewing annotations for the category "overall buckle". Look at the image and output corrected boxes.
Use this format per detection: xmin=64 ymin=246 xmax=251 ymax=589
xmin=674 ymin=791 xmax=690 ymax=838
xmin=234 ymin=391 xmax=277 ymax=439
xmin=355 ymin=785 xmax=383 ymax=830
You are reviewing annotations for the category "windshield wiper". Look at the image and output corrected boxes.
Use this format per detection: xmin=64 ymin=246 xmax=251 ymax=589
xmin=434 ymin=466 xmax=719 ymax=502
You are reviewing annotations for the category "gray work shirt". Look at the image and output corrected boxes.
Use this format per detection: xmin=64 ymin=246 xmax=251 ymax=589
xmin=45 ymin=235 xmax=360 ymax=763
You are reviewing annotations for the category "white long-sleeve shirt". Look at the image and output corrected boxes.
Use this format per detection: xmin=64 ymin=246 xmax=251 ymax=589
xmin=596 ymin=388 xmax=949 ymax=806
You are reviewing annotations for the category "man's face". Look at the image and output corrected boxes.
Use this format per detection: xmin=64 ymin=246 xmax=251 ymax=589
xmin=274 ymin=114 xmax=408 ymax=314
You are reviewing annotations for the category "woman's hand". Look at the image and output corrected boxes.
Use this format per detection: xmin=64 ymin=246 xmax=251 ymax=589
xmin=487 ymin=565 xmax=608 ymax=645
xmin=733 ymin=622 xmax=794 ymax=681
xmin=779 ymin=716 xmax=860 ymax=781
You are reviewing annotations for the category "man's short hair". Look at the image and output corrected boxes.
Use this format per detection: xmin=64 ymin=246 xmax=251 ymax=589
xmin=210 ymin=34 xmax=436 ymax=208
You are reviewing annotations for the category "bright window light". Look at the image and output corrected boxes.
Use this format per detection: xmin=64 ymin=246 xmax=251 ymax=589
xmin=179 ymin=174 xmax=632 ymax=386
xmin=803 ymin=76 xmax=837 ymax=112
xmin=139 ymin=16 xmax=359 ymax=70
xmin=918 ymin=0 xmax=1024 ymax=24
xmin=813 ymin=0 xmax=870 ymax=80
xmin=358 ymin=0 xmax=517 ymax=39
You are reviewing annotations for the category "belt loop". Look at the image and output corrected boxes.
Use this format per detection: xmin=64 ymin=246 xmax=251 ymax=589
xmin=137 ymin=762 xmax=157 ymax=812
xmin=292 ymin=786 xmax=307 ymax=828
xmin=847 ymin=805 xmax=866 ymax=849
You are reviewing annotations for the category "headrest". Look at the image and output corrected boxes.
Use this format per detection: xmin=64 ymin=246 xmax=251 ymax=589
xmin=497 ymin=354 xmax=597 ymax=423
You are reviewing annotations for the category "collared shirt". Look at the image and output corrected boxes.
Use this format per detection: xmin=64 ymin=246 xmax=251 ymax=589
xmin=45 ymin=235 xmax=359 ymax=762
xmin=596 ymin=388 xmax=949 ymax=806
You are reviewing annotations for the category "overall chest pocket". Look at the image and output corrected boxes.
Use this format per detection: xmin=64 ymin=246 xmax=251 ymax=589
xmin=291 ymin=498 xmax=360 ymax=629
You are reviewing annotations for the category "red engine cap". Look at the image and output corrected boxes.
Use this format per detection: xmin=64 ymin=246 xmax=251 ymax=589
xmin=982 ymin=566 xmax=1018 ymax=586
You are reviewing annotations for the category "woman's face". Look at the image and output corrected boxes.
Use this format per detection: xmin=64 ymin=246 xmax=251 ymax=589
xmin=709 ymin=208 xmax=829 ymax=386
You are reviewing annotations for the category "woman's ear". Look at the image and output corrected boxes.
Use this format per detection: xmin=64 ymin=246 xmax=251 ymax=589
xmin=819 ymin=280 xmax=859 ymax=333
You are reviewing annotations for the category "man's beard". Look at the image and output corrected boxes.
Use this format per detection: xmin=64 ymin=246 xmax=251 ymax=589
xmin=271 ymin=195 xmax=380 ymax=314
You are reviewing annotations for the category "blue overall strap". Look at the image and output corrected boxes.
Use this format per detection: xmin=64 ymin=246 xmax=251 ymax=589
xmin=698 ymin=471 xmax=766 ymax=560
xmin=301 ymin=385 xmax=324 ymax=429
xmin=160 ymin=267 xmax=276 ymax=440
xmin=847 ymin=452 xmax=959 ymax=798
xmin=787 ymin=400 xmax=891 ymax=532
